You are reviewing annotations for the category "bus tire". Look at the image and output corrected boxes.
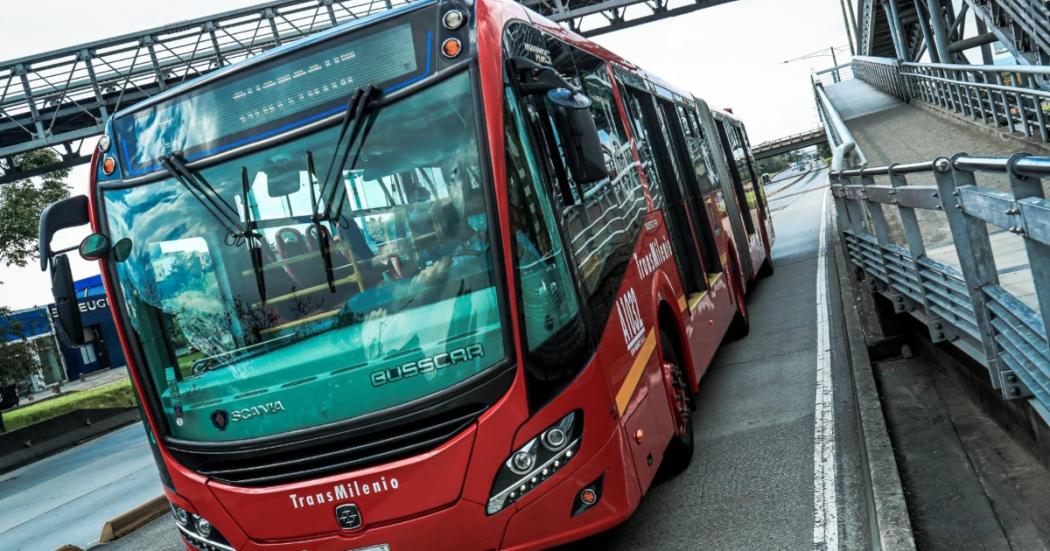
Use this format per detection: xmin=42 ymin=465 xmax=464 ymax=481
xmin=757 ymin=255 xmax=774 ymax=279
xmin=725 ymin=256 xmax=750 ymax=341
xmin=660 ymin=330 xmax=694 ymax=476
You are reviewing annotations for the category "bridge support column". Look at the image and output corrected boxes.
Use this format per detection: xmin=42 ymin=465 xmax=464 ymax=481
xmin=881 ymin=0 xmax=909 ymax=61
xmin=925 ymin=0 xmax=952 ymax=65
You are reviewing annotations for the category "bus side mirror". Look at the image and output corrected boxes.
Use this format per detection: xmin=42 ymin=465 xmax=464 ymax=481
xmin=39 ymin=195 xmax=91 ymax=347
xmin=545 ymin=88 xmax=607 ymax=185
xmin=51 ymin=254 xmax=84 ymax=347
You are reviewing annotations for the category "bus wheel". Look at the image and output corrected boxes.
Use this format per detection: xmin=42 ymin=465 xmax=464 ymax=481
xmin=725 ymin=259 xmax=750 ymax=342
xmin=660 ymin=330 xmax=694 ymax=475
xmin=757 ymin=255 xmax=775 ymax=279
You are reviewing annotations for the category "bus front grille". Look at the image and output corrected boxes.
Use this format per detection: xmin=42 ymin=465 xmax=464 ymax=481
xmin=167 ymin=404 xmax=486 ymax=487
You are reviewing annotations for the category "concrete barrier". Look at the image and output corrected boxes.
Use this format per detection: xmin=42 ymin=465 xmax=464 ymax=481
xmin=0 ymin=407 xmax=138 ymax=474
xmin=98 ymin=496 xmax=169 ymax=543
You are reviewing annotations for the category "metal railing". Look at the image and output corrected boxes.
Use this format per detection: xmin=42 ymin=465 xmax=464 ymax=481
xmin=851 ymin=56 xmax=906 ymax=101
xmin=812 ymin=67 xmax=866 ymax=171
xmin=852 ymin=56 xmax=1050 ymax=145
xmin=831 ymin=154 xmax=1050 ymax=414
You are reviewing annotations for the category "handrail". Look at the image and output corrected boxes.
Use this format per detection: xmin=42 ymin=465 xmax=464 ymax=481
xmin=851 ymin=56 xmax=1050 ymax=145
xmin=901 ymin=60 xmax=1050 ymax=76
xmin=829 ymin=151 xmax=1050 ymax=418
xmin=812 ymin=76 xmax=867 ymax=170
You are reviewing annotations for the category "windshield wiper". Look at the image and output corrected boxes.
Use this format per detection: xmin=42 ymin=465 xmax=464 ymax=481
xmin=160 ymin=154 xmax=268 ymax=303
xmin=319 ymin=85 xmax=382 ymax=223
xmin=300 ymin=85 xmax=382 ymax=294
xmin=161 ymin=154 xmax=244 ymax=238
xmin=241 ymin=165 xmax=268 ymax=303
xmin=306 ymin=150 xmax=336 ymax=293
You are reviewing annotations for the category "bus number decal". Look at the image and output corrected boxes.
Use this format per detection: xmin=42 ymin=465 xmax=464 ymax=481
xmin=617 ymin=288 xmax=646 ymax=355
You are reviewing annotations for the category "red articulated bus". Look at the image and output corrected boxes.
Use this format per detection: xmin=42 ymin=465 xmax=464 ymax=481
xmin=39 ymin=0 xmax=773 ymax=548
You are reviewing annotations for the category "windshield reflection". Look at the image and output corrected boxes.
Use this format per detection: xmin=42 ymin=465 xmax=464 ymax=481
xmin=103 ymin=72 xmax=505 ymax=442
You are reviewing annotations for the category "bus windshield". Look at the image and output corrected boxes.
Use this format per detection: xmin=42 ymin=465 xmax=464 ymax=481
xmin=102 ymin=72 xmax=506 ymax=442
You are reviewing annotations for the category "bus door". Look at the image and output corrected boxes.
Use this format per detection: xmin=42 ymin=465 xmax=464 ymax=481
xmin=622 ymin=86 xmax=707 ymax=297
xmin=657 ymin=99 xmax=722 ymax=281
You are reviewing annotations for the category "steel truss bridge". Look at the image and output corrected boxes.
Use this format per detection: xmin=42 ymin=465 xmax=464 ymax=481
xmin=0 ymin=0 xmax=736 ymax=183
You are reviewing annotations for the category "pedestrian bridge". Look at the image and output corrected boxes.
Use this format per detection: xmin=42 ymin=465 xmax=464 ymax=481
xmin=816 ymin=55 xmax=1050 ymax=421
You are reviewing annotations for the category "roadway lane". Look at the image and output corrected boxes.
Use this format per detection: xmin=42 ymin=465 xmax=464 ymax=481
xmin=565 ymin=168 xmax=871 ymax=549
xmin=0 ymin=422 xmax=163 ymax=551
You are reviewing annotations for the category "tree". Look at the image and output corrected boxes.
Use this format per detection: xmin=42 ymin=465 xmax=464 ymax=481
xmin=0 ymin=149 xmax=70 ymax=268
xmin=0 ymin=150 xmax=70 ymax=431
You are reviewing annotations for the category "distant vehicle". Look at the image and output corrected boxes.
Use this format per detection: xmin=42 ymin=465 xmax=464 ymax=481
xmin=762 ymin=173 xmax=771 ymax=184
xmin=38 ymin=0 xmax=775 ymax=547
xmin=796 ymin=160 xmax=807 ymax=171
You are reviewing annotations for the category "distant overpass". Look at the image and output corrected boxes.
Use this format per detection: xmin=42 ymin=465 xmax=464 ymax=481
xmin=752 ymin=127 xmax=827 ymax=160
xmin=0 ymin=0 xmax=741 ymax=183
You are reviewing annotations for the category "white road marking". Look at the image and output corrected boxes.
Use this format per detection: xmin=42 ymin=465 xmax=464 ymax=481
xmin=813 ymin=190 xmax=839 ymax=551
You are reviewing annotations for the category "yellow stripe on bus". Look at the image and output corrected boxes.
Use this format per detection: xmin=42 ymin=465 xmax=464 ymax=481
xmin=615 ymin=329 xmax=658 ymax=416
xmin=677 ymin=295 xmax=688 ymax=312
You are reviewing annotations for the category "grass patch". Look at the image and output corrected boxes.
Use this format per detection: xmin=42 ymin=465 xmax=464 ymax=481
xmin=2 ymin=378 xmax=138 ymax=432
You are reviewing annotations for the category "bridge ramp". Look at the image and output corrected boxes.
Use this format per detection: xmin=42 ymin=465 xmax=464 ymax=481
xmin=824 ymin=79 xmax=1047 ymax=312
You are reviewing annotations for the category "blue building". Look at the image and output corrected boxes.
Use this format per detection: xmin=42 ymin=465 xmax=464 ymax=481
xmin=0 ymin=306 xmax=65 ymax=390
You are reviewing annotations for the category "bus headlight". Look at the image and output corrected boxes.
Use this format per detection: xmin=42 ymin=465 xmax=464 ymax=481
xmin=487 ymin=411 xmax=582 ymax=515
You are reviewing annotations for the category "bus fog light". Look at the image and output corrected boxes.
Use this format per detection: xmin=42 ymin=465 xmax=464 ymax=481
xmin=194 ymin=514 xmax=212 ymax=537
xmin=171 ymin=504 xmax=189 ymax=526
xmin=486 ymin=410 xmax=582 ymax=515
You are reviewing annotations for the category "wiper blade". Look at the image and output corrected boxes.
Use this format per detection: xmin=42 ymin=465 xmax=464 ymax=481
xmin=160 ymin=154 xmax=269 ymax=303
xmin=319 ymin=85 xmax=382 ymax=223
xmin=241 ymin=165 xmax=267 ymax=303
xmin=161 ymin=154 xmax=244 ymax=239
xmin=306 ymin=150 xmax=336 ymax=293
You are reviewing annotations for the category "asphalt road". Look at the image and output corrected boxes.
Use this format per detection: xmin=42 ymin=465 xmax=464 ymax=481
xmin=5 ymin=168 xmax=870 ymax=551
xmin=0 ymin=423 xmax=163 ymax=551
xmin=562 ymin=168 xmax=870 ymax=549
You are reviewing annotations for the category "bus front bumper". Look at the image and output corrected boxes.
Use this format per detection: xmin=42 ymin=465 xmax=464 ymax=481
xmin=213 ymin=426 xmax=637 ymax=551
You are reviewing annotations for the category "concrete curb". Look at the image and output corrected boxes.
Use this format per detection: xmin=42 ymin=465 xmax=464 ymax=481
xmin=98 ymin=495 xmax=169 ymax=543
xmin=0 ymin=408 xmax=139 ymax=474
xmin=828 ymin=208 xmax=916 ymax=551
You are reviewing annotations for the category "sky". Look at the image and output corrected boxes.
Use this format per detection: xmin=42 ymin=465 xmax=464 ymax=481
xmin=0 ymin=0 xmax=852 ymax=310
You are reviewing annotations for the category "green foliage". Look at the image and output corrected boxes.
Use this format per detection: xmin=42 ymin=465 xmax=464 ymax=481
xmin=0 ymin=149 xmax=70 ymax=268
xmin=3 ymin=378 xmax=137 ymax=432
xmin=817 ymin=141 xmax=832 ymax=160
xmin=0 ymin=307 xmax=42 ymax=386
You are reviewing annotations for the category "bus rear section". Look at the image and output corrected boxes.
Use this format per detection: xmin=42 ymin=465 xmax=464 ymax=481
xmin=35 ymin=0 xmax=773 ymax=548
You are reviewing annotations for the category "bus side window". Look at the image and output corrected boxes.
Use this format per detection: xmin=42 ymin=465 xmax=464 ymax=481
xmin=716 ymin=119 xmax=756 ymax=234
xmin=618 ymin=83 xmax=666 ymax=210
xmin=735 ymin=125 xmax=769 ymax=215
xmin=505 ymin=87 xmax=589 ymax=407
xmin=561 ymin=48 xmax=647 ymax=327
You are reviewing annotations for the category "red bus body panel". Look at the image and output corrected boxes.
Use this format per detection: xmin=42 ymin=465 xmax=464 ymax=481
xmin=83 ymin=0 xmax=773 ymax=548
